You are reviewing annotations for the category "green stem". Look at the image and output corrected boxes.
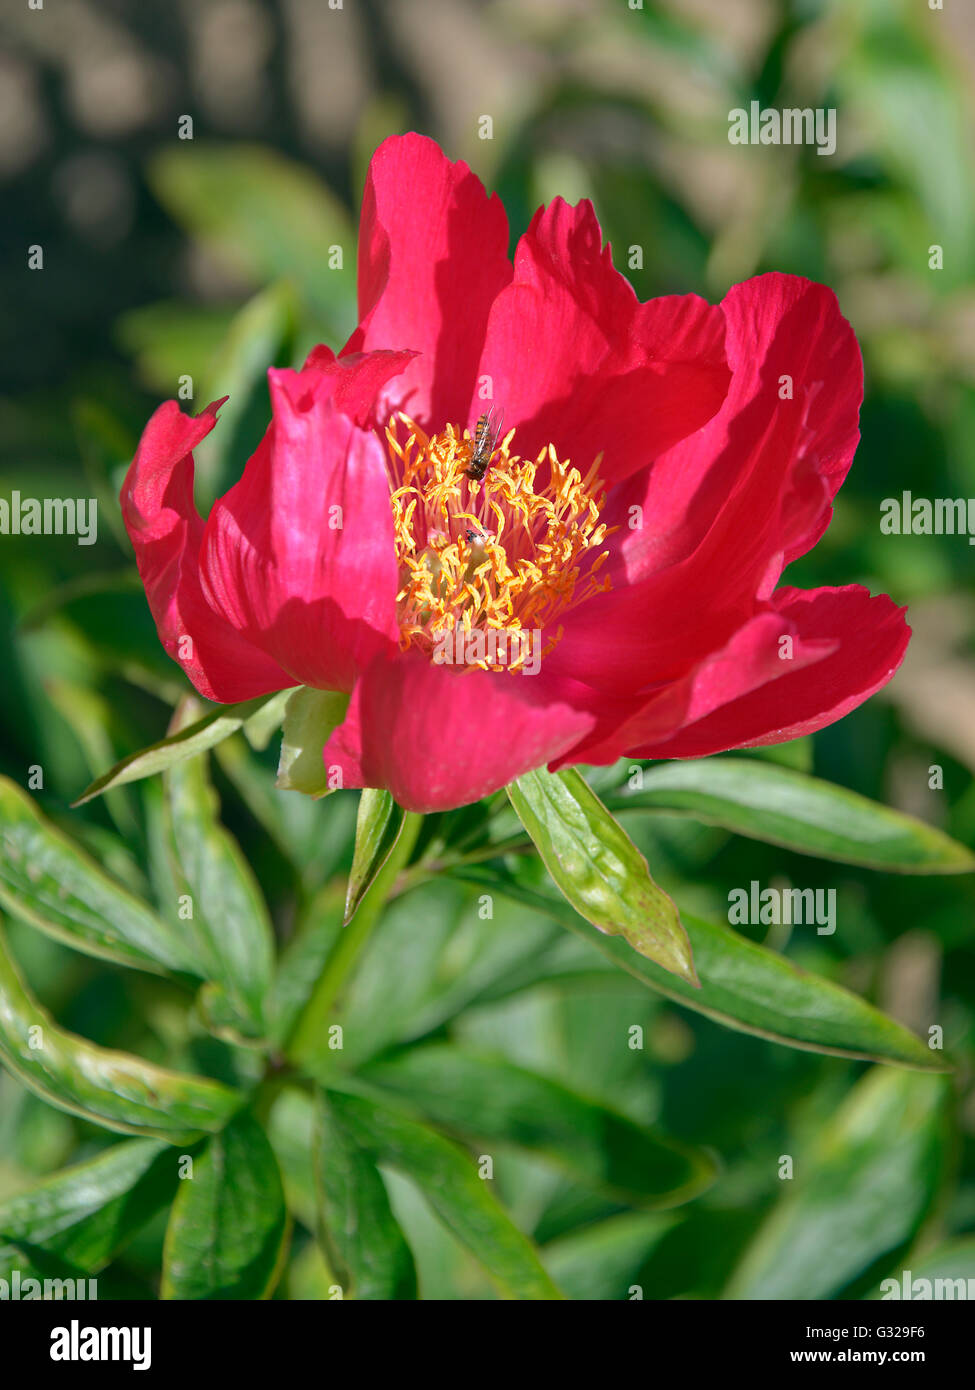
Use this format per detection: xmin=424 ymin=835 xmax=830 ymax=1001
xmin=253 ymin=1064 xmax=294 ymax=1127
xmin=393 ymin=833 xmax=533 ymax=900
xmin=287 ymin=810 xmax=424 ymax=1067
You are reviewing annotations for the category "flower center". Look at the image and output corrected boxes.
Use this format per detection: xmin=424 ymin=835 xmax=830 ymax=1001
xmin=387 ymin=413 xmax=614 ymax=671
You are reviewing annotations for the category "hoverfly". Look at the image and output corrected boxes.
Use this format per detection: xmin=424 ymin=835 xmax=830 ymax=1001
xmin=465 ymin=405 xmax=505 ymax=482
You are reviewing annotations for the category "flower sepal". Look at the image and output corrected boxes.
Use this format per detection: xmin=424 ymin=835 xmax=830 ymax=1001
xmin=276 ymin=688 xmax=351 ymax=797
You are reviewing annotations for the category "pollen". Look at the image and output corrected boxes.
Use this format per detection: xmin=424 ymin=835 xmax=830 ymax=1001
xmin=386 ymin=413 xmax=615 ymax=672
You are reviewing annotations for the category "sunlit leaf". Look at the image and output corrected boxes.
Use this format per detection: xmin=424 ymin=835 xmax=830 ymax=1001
xmin=453 ymin=866 xmax=945 ymax=1070
xmin=606 ymin=758 xmax=975 ymax=873
xmin=0 ymin=776 xmax=191 ymax=975
xmin=74 ymin=691 xmax=290 ymax=806
xmin=241 ymin=689 xmax=292 ymax=752
xmin=508 ymin=767 xmax=696 ymax=983
xmin=276 ymin=687 xmax=349 ymax=797
xmin=0 ymin=1139 xmax=179 ymax=1273
xmin=345 ymin=789 xmax=406 ymax=925
xmin=0 ymin=923 xmax=242 ymax=1142
xmin=214 ymin=737 xmax=342 ymax=890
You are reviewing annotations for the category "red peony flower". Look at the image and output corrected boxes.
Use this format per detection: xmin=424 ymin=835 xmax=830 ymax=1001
xmin=122 ymin=134 xmax=909 ymax=812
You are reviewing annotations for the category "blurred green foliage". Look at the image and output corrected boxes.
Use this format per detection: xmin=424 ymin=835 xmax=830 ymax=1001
xmin=1 ymin=0 xmax=974 ymax=1299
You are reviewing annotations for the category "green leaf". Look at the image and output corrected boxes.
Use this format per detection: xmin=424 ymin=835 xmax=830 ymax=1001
xmin=312 ymin=1091 xmax=417 ymax=1300
xmin=214 ymin=736 xmax=343 ymax=888
xmin=0 ymin=1239 xmax=99 ymax=1289
xmin=115 ymin=301 xmax=236 ymax=397
xmin=842 ymin=11 xmax=975 ymax=290
xmin=71 ymin=397 xmax=137 ymax=551
xmin=285 ymin=815 xmax=424 ymax=1070
xmin=336 ymin=881 xmax=470 ymax=1065
xmin=345 ymin=789 xmax=407 ymax=925
xmin=54 ymin=817 xmax=150 ymax=901
xmin=362 ymin=1045 xmax=717 ymax=1209
xmin=269 ymin=884 xmax=345 ymax=1049
xmin=606 ymin=758 xmax=975 ymax=873
xmin=322 ymin=1088 xmax=563 ymax=1300
xmin=161 ymin=1110 xmax=289 ymax=1300
xmin=73 ymin=692 xmax=289 ymax=806
xmin=264 ymin=1087 xmax=318 ymax=1233
xmin=18 ymin=569 xmax=142 ymax=635
xmin=726 ymin=1069 xmax=952 ymax=1299
xmin=44 ymin=677 xmax=140 ymax=842
xmin=542 ymin=1211 xmax=677 ymax=1301
xmin=0 ymin=776 xmax=191 ymax=975
xmin=164 ymin=700 xmax=275 ymax=1036
xmin=276 ymin=687 xmax=349 ymax=796
xmin=508 ymin=767 xmax=696 ymax=983
xmin=148 ymin=143 xmax=357 ymax=329
xmin=0 ymin=922 xmax=242 ymax=1142
xmin=454 ymin=867 xmax=945 ymax=1070
xmin=0 ymin=1139 xmax=179 ymax=1273
xmin=241 ymin=689 xmax=292 ymax=751
xmin=737 ymin=738 xmax=813 ymax=772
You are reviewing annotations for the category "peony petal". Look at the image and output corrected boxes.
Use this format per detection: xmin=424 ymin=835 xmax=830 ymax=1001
xmin=322 ymin=651 xmax=595 ymax=813
xmin=300 ymin=344 xmax=417 ymax=427
xmin=199 ymin=365 xmax=401 ymax=694
xmin=622 ymin=586 xmax=909 ymax=761
xmin=476 ymin=197 xmax=729 ymax=486
xmin=557 ymin=608 xmax=835 ymax=766
xmin=120 ymin=399 xmax=295 ymax=703
xmin=343 ymin=133 xmax=512 ymax=430
xmin=606 ymin=272 xmax=863 ymax=586
xmin=542 ymin=274 xmax=866 ymax=699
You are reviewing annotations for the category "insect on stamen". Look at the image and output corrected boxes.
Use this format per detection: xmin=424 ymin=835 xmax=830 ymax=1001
xmin=387 ymin=409 xmax=615 ymax=668
xmin=465 ymin=405 xmax=505 ymax=482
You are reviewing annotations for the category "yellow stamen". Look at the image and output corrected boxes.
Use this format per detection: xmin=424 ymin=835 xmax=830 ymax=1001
xmin=386 ymin=413 xmax=615 ymax=671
